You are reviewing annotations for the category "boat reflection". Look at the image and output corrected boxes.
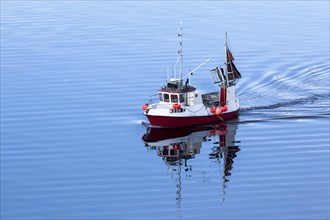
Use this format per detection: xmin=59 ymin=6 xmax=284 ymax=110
xmin=142 ymin=122 xmax=240 ymax=205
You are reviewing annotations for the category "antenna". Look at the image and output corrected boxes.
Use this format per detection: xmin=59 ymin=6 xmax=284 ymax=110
xmin=224 ymin=32 xmax=229 ymax=87
xmin=167 ymin=66 xmax=170 ymax=81
xmin=178 ymin=21 xmax=183 ymax=87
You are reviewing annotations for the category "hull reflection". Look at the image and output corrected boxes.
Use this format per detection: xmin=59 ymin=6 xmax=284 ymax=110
xmin=142 ymin=122 xmax=240 ymax=205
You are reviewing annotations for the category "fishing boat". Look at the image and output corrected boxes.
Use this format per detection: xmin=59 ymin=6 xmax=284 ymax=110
xmin=141 ymin=24 xmax=242 ymax=128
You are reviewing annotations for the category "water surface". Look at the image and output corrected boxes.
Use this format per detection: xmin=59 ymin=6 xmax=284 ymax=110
xmin=1 ymin=1 xmax=329 ymax=219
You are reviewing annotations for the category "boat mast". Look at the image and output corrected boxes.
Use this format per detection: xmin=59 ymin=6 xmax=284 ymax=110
xmin=224 ymin=32 xmax=229 ymax=87
xmin=179 ymin=21 xmax=183 ymax=87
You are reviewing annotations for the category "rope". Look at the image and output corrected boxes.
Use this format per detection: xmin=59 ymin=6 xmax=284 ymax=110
xmin=182 ymin=105 xmax=205 ymax=113
xmin=183 ymin=106 xmax=224 ymax=122
xmin=217 ymin=115 xmax=223 ymax=121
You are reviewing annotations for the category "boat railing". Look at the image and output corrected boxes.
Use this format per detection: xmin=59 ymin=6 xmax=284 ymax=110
xmin=148 ymin=94 xmax=159 ymax=105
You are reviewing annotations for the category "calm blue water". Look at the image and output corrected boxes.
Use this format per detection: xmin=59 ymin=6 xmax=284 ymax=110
xmin=1 ymin=1 xmax=329 ymax=219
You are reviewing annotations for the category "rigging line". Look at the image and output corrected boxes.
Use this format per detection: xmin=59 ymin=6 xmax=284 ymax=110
xmin=182 ymin=57 xmax=213 ymax=79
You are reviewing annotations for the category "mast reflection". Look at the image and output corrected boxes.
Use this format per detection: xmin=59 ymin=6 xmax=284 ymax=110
xmin=142 ymin=122 xmax=240 ymax=205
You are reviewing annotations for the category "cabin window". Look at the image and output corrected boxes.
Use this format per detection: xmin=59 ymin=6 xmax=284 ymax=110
xmin=163 ymin=149 xmax=169 ymax=155
xmin=164 ymin=94 xmax=170 ymax=102
xmin=171 ymin=94 xmax=178 ymax=103
xmin=170 ymin=149 xmax=178 ymax=155
xmin=179 ymin=94 xmax=185 ymax=103
xmin=159 ymin=93 xmax=163 ymax=101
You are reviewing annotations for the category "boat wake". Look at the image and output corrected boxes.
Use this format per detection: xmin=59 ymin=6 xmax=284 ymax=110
xmin=236 ymin=112 xmax=329 ymax=124
xmin=236 ymin=59 xmax=329 ymax=122
xmin=241 ymin=93 xmax=329 ymax=112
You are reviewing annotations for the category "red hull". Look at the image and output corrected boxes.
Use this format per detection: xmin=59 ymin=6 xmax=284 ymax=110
xmin=146 ymin=110 xmax=239 ymax=128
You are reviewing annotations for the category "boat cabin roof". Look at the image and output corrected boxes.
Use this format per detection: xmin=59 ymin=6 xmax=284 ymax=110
xmin=159 ymin=80 xmax=196 ymax=93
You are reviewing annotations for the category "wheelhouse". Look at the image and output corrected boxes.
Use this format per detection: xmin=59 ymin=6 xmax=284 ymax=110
xmin=158 ymin=79 xmax=196 ymax=105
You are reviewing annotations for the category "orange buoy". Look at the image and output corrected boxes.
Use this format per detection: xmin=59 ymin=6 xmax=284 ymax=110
xmin=215 ymin=107 xmax=222 ymax=115
xmin=172 ymin=103 xmax=181 ymax=109
xmin=142 ymin=104 xmax=148 ymax=110
xmin=173 ymin=143 xmax=180 ymax=150
xmin=214 ymin=130 xmax=222 ymax=136
xmin=223 ymin=105 xmax=228 ymax=112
